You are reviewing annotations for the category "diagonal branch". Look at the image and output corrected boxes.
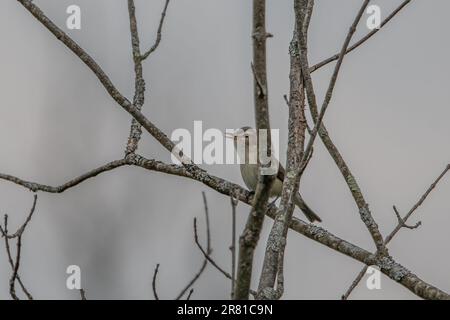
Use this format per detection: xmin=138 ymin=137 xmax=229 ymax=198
xmin=175 ymin=192 xmax=212 ymax=300
xmin=11 ymin=0 xmax=450 ymax=300
xmin=297 ymin=0 xmax=386 ymax=253
xmin=0 ymin=155 xmax=448 ymax=299
xmin=310 ymin=0 xmax=412 ymax=73
xmin=141 ymin=0 xmax=170 ymax=61
xmin=17 ymin=0 xmax=176 ymax=156
xmin=342 ymin=164 xmax=450 ymax=299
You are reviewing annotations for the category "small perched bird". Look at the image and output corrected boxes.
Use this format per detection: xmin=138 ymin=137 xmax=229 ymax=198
xmin=227 ymin=126 xmax=321 ymax=223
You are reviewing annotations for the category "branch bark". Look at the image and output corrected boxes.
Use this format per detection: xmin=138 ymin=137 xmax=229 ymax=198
xmin=125 ymin=0 xmax=146 ymax=156
xmin=342 ymin=164 xmax=450 ymax=299
xmin=297 ymin=0 xmax=386 ymax=253
xmin=0 ymin=156 xmax=448 ymax=299
xmin=234 ymin=0 xmax=274 ymax=300
xmin=10 ymin=0 xmax=450 ymax=300
xmin=257 ymin=0 xmax=312 ymax=299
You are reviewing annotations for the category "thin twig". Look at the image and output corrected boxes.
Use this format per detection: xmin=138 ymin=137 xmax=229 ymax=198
xmin=193 ymin=218 xmax=229 ymax=279
xmin=7 ymin=194 xmax=38 ymax=239
xmin=0 ymin=195 xmax=37 ymax=300
xmin=141 ymin=0 xmax=171 ymax=60
xmin=310 ymin=0 xmax=412 ymax=73
xmin=301 ymin=0 xmax=370 ymax=174
xmin=393 ymin=206 xmax=421 ymax=230
xmin=385 ymin=164 xmax=450 ymax=243
xmin=80 ymin=288 xmax=87 ymax=300
xmin=152 ymin=264 xmax=160 ymax=300
xmin=11 ymin=0 xmax=450 ymax=301
xmin=342 ymin=164 xmax=450 ymax=299
xmin=230 ymin=193 xmax=238 ymax=299
xmin=17 ymin=0 xmax=179 ymax=156
xmin=192 ymin=214 xmax=258 ymax=298
xmin=9 ymin=234 xmax=22 ymax=300
xmin=341 ymin=267 xmax=366 ymax=300
xmin=175 ymin=192 xmax=212 ymax=300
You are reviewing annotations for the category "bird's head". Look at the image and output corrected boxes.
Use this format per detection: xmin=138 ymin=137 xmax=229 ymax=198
xmin=225 ymin=126 xmax=257 ymax=150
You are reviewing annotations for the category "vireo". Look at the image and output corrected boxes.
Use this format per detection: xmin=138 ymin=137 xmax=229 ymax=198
xmin=227 ymin=126 xmax=321 ymax=223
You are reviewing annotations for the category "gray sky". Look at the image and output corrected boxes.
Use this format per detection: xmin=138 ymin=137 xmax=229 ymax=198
xmin=0 ymin=0 xmax=449 ymax=299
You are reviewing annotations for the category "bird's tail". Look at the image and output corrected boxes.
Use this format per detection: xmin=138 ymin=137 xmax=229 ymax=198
xmin=294 ymin=193 xmax=322 ymax=223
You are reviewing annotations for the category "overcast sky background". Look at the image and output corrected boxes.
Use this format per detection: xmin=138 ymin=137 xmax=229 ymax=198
xmin=0 ymin=0 xmax=449 ymax=299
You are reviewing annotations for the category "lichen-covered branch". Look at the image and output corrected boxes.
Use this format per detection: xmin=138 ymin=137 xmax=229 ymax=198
xmin=11 ymin=0 xmax=450 ymax=301
xmin=342 ymin=164 xmax=450 ymax=299
xmin=125 ymin=0 xmax=146 ymax=156
xmin=0 ymin=156 xmax=448 ymax=299
xmin=234 ymin=0 xmax=274 ymax=300
xmin=257 ymin=0 xmax=311 ymax=299
xmin=297 ymin=0 xmax=386 ymax=253
xmin=17 ymin=0 xmax=176 ymax=155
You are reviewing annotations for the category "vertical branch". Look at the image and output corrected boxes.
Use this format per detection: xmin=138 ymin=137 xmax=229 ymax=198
xmin=125 ymin=0 xmax=171 ymax=156
xmin=125 ymin=0 xmax=145 ymax=156
xmin=230 ymin=193 xmax=238 ymax=298
xmin=234 ymin=0 xmax=273 ymax=300
xmin=151 ymin=264 xmax=160 ymax=300
xmin=257 ymin=0 xmax=312 ymax=299
xmin=175 ymin=192 xmax=212 ymax=300
xmin=0 ymin=194 xmax=37 ymax=300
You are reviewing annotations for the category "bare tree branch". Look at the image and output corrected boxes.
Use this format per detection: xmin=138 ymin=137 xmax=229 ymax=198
xmin=342 ymin=164 xmax=450 ymax=299
xmin=0 ymin=153 xmax=448 ymax=299
xmin=310 ymin=0 xmax=412 ymax=73
xmin=175 ymin=192 xmax=212 ymax=300
xmin=341 ymin=268 xmax=366 ymax=300
xmin=0 ymin=194 xmax=37 ymax=300
xmin=125 ymin=0 xmax=146 ymax=156
xmin=194 ymin=218 xmax=229 ymax=280
xmin=79 ymin=288 xmax=87 ymax=300
xmin=141 ymin=0 xmax=171 ymax=61
xmin=297 ymin=0 xmax=386 ymax=253
xmin=9 ymin=0 xmax=450 ymax=300
xmin=152 ymin=263 xmax=160 ymax=300
xmin=229 ymin=193 xmax=238 ymax=299
xmin=257 ymin=0 xmax=311 ymax=299
xmin=234 ymin=0 xmax=274 ymax=300
xmin=393 ymin=206 xmax=421 ymax=230
xmin=186 ymin=289 xmax=194 ymax=300
xmin=17 ymin=0 xmax=177 ymax=156
xmin=193 ymin=218 xmax=258 ymax=298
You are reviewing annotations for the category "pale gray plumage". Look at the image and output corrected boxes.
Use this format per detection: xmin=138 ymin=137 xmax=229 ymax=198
xmin=230 ymin=126 xmax=321 ymax=223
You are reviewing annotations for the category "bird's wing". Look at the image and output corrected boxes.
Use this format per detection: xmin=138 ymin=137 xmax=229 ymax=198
xmin=277 ymin=162 xmax=285 ymax=182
